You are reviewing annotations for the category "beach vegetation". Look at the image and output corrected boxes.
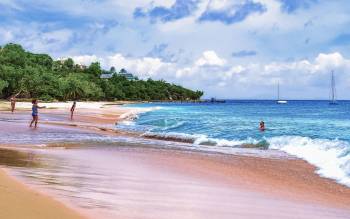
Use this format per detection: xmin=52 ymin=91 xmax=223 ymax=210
xmin=0 ymin=43 xmax=203 ymax=101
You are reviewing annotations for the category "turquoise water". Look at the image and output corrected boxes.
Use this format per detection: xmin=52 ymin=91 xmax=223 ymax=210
xmin=119 ymin=100 xmax=350 ymax=187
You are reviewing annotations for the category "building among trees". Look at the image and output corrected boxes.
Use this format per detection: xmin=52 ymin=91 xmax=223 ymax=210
xmin=101 ymin=68 xmax=136 ymax=80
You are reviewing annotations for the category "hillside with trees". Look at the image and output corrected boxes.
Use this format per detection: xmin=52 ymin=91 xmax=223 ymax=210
xmin=0 ymin=43 xmax=203 ymax=101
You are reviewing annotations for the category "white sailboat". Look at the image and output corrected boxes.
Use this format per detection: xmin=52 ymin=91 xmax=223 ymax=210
xmin=329 ymin=70 xmax=338 ymax=105
xmin=276 ymin=82 xmax=287 ymax=104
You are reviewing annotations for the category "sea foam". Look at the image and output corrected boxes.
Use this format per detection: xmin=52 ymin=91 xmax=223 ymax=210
xmin=141 ymin=131 xmax=350 ymax=187
xmin=118 ymin=106 xmax=163 ymax=125
xmin=268 ymin=136 xmax=350 ymax=187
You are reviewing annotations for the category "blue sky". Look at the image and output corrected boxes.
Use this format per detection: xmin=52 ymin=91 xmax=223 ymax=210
xmin=1 ymin=0 xmax=350 ymax=99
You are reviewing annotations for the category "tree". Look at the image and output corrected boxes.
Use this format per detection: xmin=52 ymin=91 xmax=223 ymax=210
xmin=0 ymin=43 xmax=204 ymax=101
xmin=0 ymin=43 xmax=26 ymax=67
xmin=18 ymin=66 xmax=61 ymax=100
xmin=0 ymin=80 xmax=8 ymax=97
xmin=64 ymin=58 xmax=74 ymax=69
xmin=59 ymin=74 xmax=103 ymax=100
xmin=110 ymin=66 xmax=116 ymax=73
xmin=86 ymin=62 xmax=102 ymax=78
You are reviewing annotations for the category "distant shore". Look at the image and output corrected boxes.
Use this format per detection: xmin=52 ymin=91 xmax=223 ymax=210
xmin=1 ymin=100 xmax=350 ymax=218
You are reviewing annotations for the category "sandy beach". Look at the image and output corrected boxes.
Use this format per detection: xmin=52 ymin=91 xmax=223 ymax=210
xmin=0 ymin=168 xmax=83 ymax=219
xmin=1 ymin=101 xmax=350 ymax=219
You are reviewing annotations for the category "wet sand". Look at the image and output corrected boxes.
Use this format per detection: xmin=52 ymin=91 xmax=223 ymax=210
xmin=1 ymin=101 xmax=350 ymax=218
xmin=98 ymin=147 xmax=350 ymax=219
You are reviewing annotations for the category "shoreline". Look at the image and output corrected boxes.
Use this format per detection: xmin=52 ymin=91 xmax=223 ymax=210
xmin=1 ymin=101 xmax=350 ymax=218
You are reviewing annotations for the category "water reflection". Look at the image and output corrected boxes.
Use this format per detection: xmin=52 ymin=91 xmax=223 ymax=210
xmin=0 ymin=148 xmax=40 ymax=168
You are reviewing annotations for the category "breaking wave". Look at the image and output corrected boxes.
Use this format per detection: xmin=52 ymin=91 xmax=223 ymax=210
xmin=268 ymin=136 xmax=350 ymax=187
xmin=118 ymin=106 xmax=163 ymax=126
xmin=142 ymin=132 xmax=350 ymax=187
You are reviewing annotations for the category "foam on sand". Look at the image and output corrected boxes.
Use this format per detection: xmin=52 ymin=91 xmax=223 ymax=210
xmin=140 ymin=131 xmax=350 ymax=187
xmin=268 ymin=136 xmax=350 ymax=187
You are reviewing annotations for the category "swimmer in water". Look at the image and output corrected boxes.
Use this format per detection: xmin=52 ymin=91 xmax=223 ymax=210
xmin=259 ymin=120 xmax=265 ymax=131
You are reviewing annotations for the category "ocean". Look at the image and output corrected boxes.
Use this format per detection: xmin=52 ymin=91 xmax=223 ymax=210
xmin=119 ymin=100 xmax=350 ymax=187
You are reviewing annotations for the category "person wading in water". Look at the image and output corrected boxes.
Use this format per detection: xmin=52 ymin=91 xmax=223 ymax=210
xmin=259 ymin=120 xmax=265 ymax=131
xmin=29 ymin=99 xmax=46 ymax=128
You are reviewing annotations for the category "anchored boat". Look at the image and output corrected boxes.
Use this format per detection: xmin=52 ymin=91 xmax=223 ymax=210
xmin=276 ymin=81 xmax=288 ymax=104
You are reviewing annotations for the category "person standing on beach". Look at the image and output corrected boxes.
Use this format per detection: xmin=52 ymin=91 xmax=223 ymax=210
xmin=10 ymin=96 xmax=16 ymax=113
xmin=70 ymin=101 xmax=76 ymax=120
xmin=9 ymin=92 xmax=20 ymax=113
xmin=29 ymin=99 xmax=46 ymax=128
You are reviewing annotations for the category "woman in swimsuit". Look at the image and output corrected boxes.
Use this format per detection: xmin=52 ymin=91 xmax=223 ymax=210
xmin=70 ymin=101 xmax=76 ymax=120
xmin=259 ymin=120 xmax=265 ymax=131
xmin=9 ymin=92 xmax=20 ymax=113
xmin=29 ymin=99 xmax=46 ymax=128
xmin=10 ymin=96 xmax=16 ymax=113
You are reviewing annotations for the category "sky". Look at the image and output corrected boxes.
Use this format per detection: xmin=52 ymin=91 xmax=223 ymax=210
xmin=1 ymin=0 xmax=350 ymax=99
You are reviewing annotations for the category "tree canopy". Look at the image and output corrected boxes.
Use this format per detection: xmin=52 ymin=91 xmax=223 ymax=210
xmin=0 ymin=43 xmax=203 ymax=101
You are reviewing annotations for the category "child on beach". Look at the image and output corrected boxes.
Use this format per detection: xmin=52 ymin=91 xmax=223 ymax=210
xmin=70 ymin=101 xmax=76 ymax=120
xmin=29 ymin=99 xmax=46 ymax=128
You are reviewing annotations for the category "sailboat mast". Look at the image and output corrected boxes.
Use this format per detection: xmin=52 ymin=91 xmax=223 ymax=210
xmin=331 ymin=71 xmax=334 ymax=102
xmin=330 ymin=70 xmax=337 ymax=104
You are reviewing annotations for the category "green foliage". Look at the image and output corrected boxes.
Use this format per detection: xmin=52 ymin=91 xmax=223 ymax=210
xmin=0 ymin=43 xmax=26 ymax=68
xmin=64 ymin=58 xmax=74 ymax=69
xmin=110 ymin=66 xmax=116 ymax=73
xmin=86 ymin=62 xmax=102 ymax=78
xmin=59 ymin=74 xmax=103 ymax=100
xmin=0 ymin=79 xmax=8 ymax=95
xmin=18 ymin=66 xmax=61 ymax=100
xmin=0 ymin=43 xmax=203 ymax=101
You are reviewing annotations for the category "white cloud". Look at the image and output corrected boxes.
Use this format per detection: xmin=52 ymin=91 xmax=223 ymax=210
xmin=107 ymin=54 xmax=173 ymax=78
xmin=0 ymin=29 xmax=14 ymax=43
xmin=314 ymin=53 xmax=348 ymax=70
xmin=42 ymin=29 xmax=72 ymax=44
xmin=70 ymin=55 xmax=101 ymax=66
xmin=67 ymin=50 xmax=350 ymax=99
xmin=206 ymin=0 xmax=235 ymax=11
xmin=0 ymin=0 xmax=23 ymax=10
xmin=195 ymin=50 xmax=226 ymax=66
